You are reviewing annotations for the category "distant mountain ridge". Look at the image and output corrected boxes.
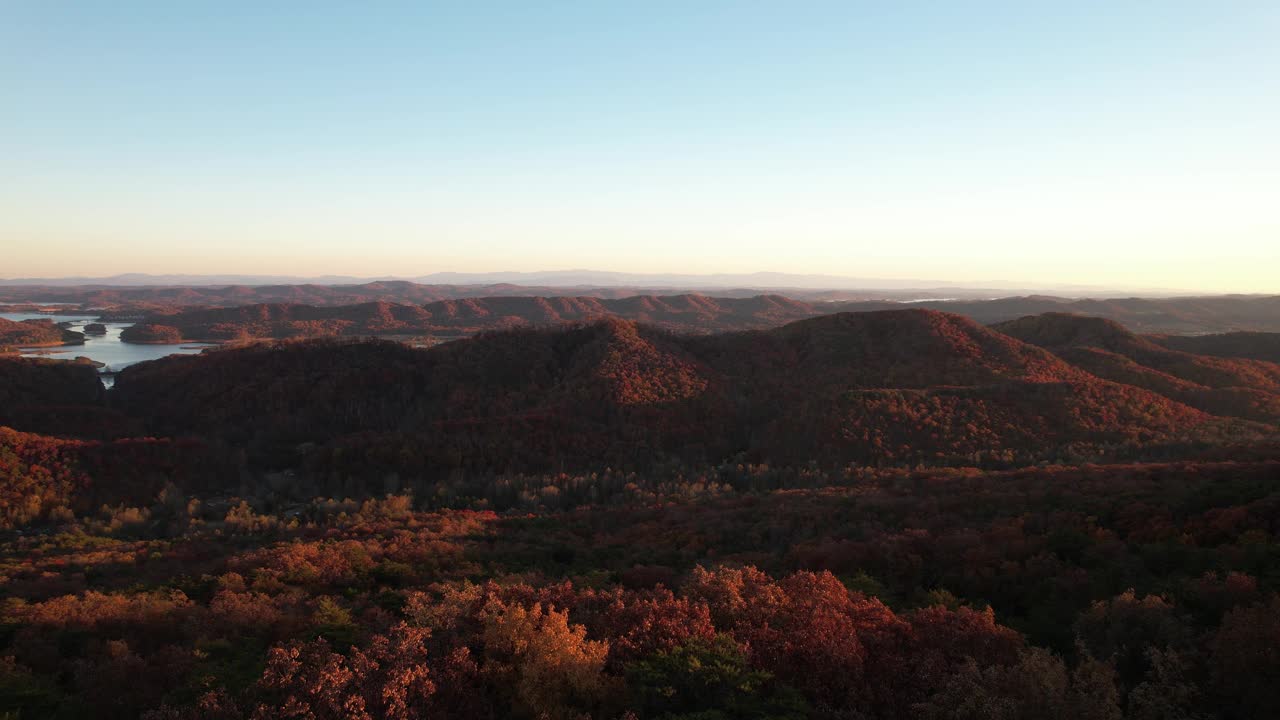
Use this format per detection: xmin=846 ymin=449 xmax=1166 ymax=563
xmin=0 ymin=270 xmax=1201 ymax=296
xmin=104 ymin=292 xmax=1280 ymax=343
xmin=118 ymin=295 xmax=817 ymax=342
xmin=0 ymin=317 xmax=84 ymax=348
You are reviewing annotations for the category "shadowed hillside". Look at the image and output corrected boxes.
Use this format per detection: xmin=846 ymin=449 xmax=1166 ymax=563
xmin=1 ymin=281 xmax=806 ymax=311
xmin=932 ymin=294 xmax=1280 ymax=332
xmin=1151 ymin=331 xmax=1280 ymax=363
xmin=107 ymin=310 xmax=1267 ymax=494
xmin=5 ymin=310 xmax=1280 ymax=720
xmin=995 ymin=313 xmax=1280 ymax=422
xmin=0 ymin=356 xmax=128 ymax=438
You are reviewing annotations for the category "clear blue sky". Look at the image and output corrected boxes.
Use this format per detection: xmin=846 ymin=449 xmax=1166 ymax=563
xmin=2 ymin=2 xmax=1277 ymax=291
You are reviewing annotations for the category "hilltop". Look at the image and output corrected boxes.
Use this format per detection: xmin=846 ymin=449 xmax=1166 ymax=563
xmin=100 ymin=309 xmax=1268 ymax=496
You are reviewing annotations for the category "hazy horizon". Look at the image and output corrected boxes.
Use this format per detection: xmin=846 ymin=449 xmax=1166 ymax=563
xmin=0 ymin=267 xmax=1245 ymax=297
xmin=3 ymin=3 xmax=1278 ymax=293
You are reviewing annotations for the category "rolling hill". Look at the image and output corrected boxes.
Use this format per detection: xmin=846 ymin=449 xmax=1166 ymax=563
xmin=994 ymin=313 xmax=1280 ymax=423
xmin=1150 ymin=331 xmax=1280 ymax=363
xmin=117 ymin=295 xmax=819 ymax=342
xmin=0 ymin=317 xmax=83 ymax=348
xmin=107 ymin=292 xmax=1280 ymax=348
xmin=6 ymin=282 xmax=1280 ymax=335
xmin=105 ymin=310 xmax=1270 ymax=495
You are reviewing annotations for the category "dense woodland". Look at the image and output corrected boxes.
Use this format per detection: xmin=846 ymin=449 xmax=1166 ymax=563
xmin=0 ymin=281 xmax=679 ymax=309
xmin=101 ymin=293 xmax=1280 ymax=341
xmin=0 ymin=319 xmax=82 ymax=352
xmin=7 ymin=283 xmax=1280 ymax=335
xmin=995 ymin=314 xmax=1280 ymax=424
xmin=2 ymin=308 xmax=1279 ymax=718
xmin=115 ymin=296 xmax=823 ymax=342
xmin=1153 ymin=332 xmax=1280 ymax=364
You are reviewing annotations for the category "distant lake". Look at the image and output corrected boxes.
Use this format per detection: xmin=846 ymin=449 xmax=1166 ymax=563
xmin=3 ymin=313 xmax=214 ymax=384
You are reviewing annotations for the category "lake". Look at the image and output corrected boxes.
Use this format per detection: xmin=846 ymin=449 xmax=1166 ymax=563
xmin=3 ymin=313 xmax=215 ymax=384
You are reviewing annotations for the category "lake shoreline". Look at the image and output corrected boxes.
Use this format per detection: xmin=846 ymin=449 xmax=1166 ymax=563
xmin=2 ymin=312 xmax=220 ymax=374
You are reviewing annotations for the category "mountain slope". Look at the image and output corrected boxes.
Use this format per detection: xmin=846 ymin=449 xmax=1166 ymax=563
xmin=1150 ymin=331 xmax=1280 ymax=364
xmin=0 ymin=317 xmax=83 ymax=348
xmin=116 ymin=294 xmax=825 ymax=342
xmin=107 ymin=310 xmax=1262 ymax=490
xmin=994 ymin=313 xmax=1280 ymax=422
xmin=0 ymin=356 xmax=125 ymax=438
xmin=705 ymin=309 xmax=1091 ymax=387
xmin=690 ymin=310 xmax=1221 ymax=465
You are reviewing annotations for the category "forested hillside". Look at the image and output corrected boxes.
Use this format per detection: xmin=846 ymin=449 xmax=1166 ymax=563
xmin=7 ymin=285 xmax=1280 ymax=339
xmin=1152 ymin=331 xmax=1280 ymax=363
xmin=102 ymin=310 xmax=1268 ymax=493
xmin=1 ymin=309 xmax=1278 ymax=719
xmin=996 ymin=313 xmax=1280 ymax=423
xmin=0 ymin=318 xmax=83 ymax=349
xmin=101 ymin=292 xmax=1280 ymax=342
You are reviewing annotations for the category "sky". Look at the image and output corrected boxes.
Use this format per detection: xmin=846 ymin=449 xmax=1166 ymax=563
xmin=2 ymin=2 xmax=1278 ymax=292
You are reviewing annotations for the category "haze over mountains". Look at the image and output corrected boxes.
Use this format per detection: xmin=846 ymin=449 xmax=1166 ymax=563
xmin=0 ymin=270 xmax=1202 ymax=296
xmin=9 ymin=266 xmax=1280 ymax=345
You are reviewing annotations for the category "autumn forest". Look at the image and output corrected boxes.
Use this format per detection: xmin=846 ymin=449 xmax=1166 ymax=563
xmin=2 ymin=306 xmax=1279 ymax=719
